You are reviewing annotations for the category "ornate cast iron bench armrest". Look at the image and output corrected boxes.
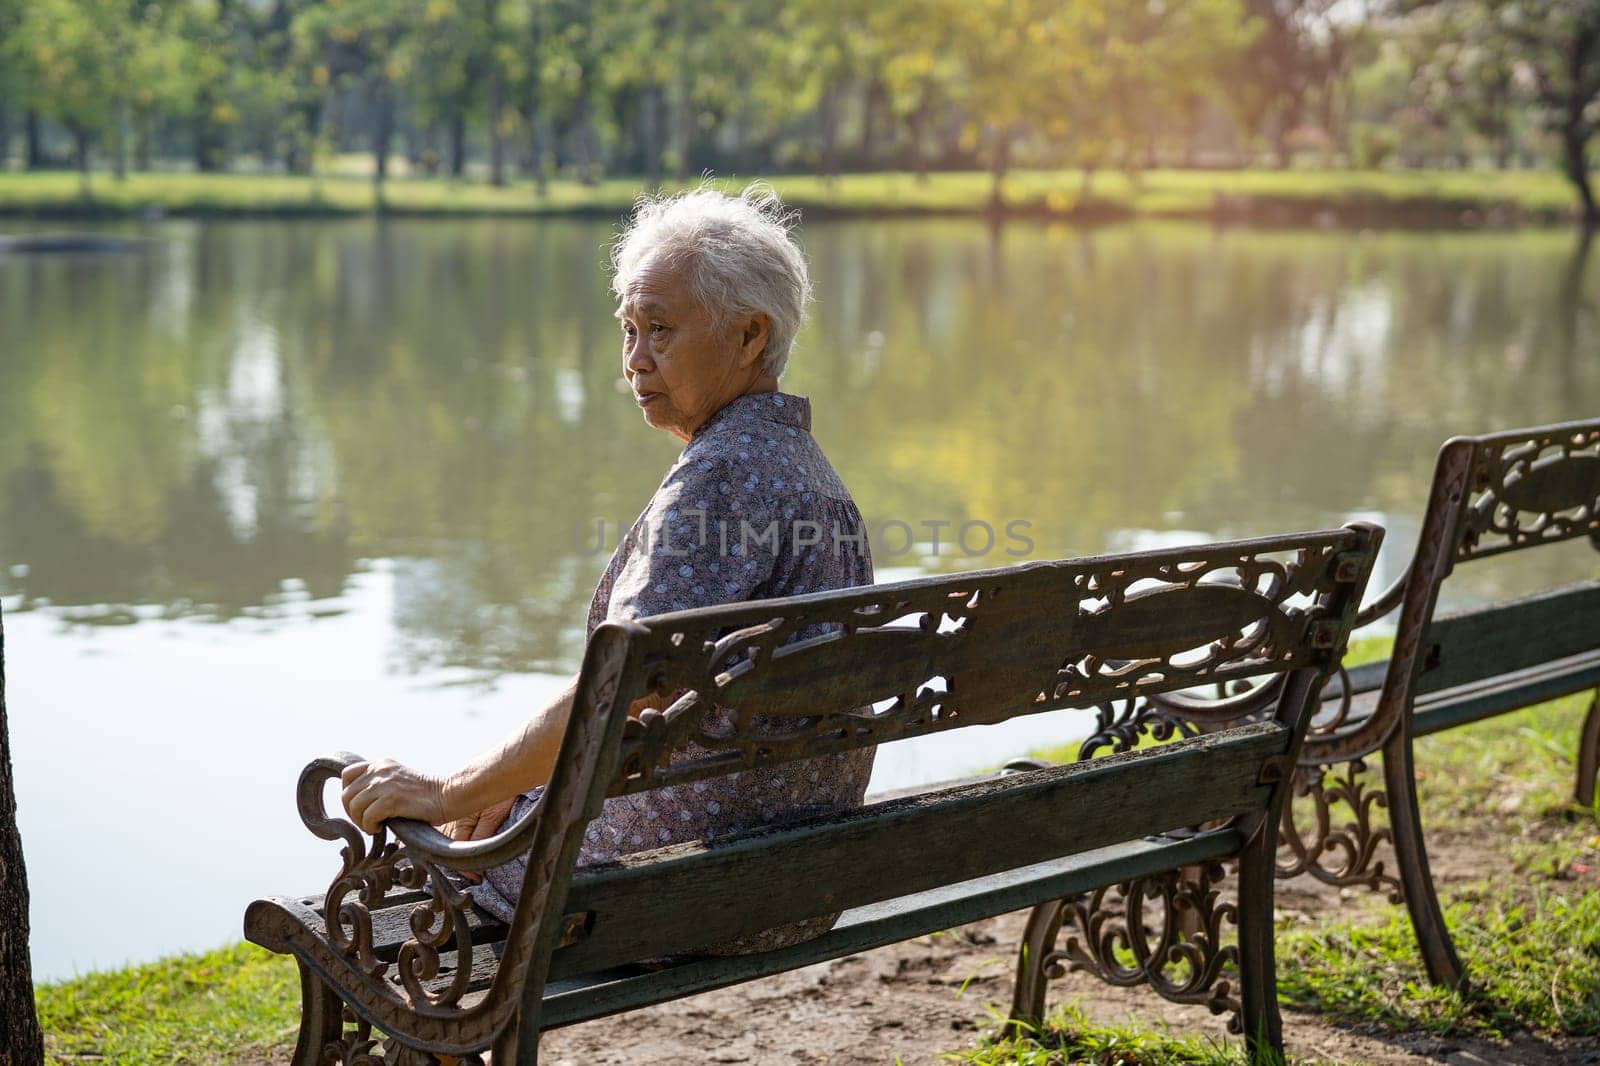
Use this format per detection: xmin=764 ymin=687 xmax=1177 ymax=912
xmin=297 ymin=752 xmax=550 ymax=874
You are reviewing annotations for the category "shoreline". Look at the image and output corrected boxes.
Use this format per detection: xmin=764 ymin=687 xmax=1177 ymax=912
xmin=0 ymin=167 xmax=1585 ymax=229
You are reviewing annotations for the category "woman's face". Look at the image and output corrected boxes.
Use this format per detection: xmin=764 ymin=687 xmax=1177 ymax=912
xmin=617 ymin=256 xmax=770 ymax=441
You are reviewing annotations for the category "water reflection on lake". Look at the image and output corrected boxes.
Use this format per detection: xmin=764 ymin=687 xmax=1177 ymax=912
xmin=3 ymin=218 xmax=1597 ymax=979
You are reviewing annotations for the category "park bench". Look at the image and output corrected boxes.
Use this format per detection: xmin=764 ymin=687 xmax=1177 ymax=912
xmin=245 ymin=524 xmax=1381 ymax=1065
xmin=1155 ymin=418 xmax=1600 ymax=991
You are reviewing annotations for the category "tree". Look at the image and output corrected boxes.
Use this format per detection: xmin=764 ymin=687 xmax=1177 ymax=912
xmin=1491 ymin=1 xmax=1600 ymax=223
xmin=1048 ymin=0 xmax=1256 ymax=185
xmin=1234 ymin=0 xmax=1354 ymax=165
xmin=407 ymin=0 xmax=494 ymax=178
xmin=876 ymin=0 xmax=964 ymax=180
xmin=1396 ymin=1 xmax=1600 ymax=223
xmin=11 ymin=0 xmax=134 ymax=188
xmin=293 ymin=0 xmax=426 ymax=191
xmin=942 ymin=0 xmax=1101 ymax=207
xmin=0 ymin=603 xmax=45 ymax=1066
xmin=0 ymin=0 xmax=21 ymax=167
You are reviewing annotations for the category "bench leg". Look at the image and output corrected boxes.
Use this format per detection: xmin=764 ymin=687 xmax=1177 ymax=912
xmin=1382 ymin=728 xmax=1467 ymax=989
xmin=488 ymin=1004 xmax=546 ymax=1065
xmin=1236 ymin=826 xmax=1285 ymax=1066
xmin=1008 ymin=897 xmax=1067 ymax=1034
xmin=291 ymin=961 xmax=345 ymax=1066
xmin=1575 ymin=689 xmax=1600 ymax=810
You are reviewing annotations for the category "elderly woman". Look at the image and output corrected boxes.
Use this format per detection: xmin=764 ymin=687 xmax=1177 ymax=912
xmin=339 ymin=188 xmax=874 ymax=949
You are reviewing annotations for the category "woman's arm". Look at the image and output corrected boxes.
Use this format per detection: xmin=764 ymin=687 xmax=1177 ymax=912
xmin=340 ymin=675 xmax=578 ymax=834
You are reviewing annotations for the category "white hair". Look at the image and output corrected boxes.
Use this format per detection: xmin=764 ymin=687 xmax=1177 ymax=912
xmin=610 ymin=185 xmax=812 ymax=378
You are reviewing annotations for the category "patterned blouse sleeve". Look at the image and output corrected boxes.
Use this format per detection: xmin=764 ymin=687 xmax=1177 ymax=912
xmin=606 ymin=453 xmax=780 ymax=621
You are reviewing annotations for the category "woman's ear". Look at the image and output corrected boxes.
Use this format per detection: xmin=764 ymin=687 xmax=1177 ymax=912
xmin=737 ymin=313 xmax=771 ymax=368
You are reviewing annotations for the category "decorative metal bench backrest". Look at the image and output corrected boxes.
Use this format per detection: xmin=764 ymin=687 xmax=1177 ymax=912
xmin=1304 ymin=418 xmax=1600 ymax=765
xmin=286 ymin=526 xmax=1380 ymax=1059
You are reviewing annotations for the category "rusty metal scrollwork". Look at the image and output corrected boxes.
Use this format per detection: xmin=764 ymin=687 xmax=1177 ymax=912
xmin=382 ymin=1035 xmax=483 ymax=1066
xmin=1077 ymin=697 xmax=1201 ymax=760
xmin=1277 ymin=758 xmax=1401 ymax=901
xmin=1046 ymin=861 xmax=1242 ymax=1027
xmin=299 ymin=757 xmax=488 ymax=1014
xmin=242 ymin=622 xmax=639 ymax=1064
xmin=320 ymin=1009 xmax=384 ymax=1066
xmin=1458 ymin=424 xmax=1600 ymax=562
xmin=314 ymin=1008 xmax=487 ymax=1066
xmin=614 ymin=532 xmax=1358 ymax=796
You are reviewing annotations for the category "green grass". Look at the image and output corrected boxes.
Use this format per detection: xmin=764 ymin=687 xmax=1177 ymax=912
xmin=945 ymin=1003 xmax=1265 ymax=1066
xmin=35 ymin=942 xmax=300 ymax=1065
xmin=1278 ymin=881 xmax=1600 ymax=1040
xmin=0 ymin=165 xmax=1584 ymax=222
xmin=1273 ymin=691 xmax=1600 ymax=1042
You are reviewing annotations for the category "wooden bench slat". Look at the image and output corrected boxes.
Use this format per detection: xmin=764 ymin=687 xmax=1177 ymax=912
xmin=539 ymin=828 xmax=1242 ymax=1029
xmin=1413 ymin=648 xmax=1600 ymax=737
xmin=1317 ymin=647 xmax=1600 ymax=741
xmin=365 ymin=892 xmax=508 ymax=964
xmin=550 ymin=722 xmax=1284 ymax=976
xmin=1418 ymin=582 xmax=1600 ymax=697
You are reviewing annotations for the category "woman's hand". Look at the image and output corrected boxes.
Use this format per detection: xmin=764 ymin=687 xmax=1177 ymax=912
xmin=440 ymin=798 xmax=516 ymax=843
xmin=340 ymin=758 xmax=451 ymax=834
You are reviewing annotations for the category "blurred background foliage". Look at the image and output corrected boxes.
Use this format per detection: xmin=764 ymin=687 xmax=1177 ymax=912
xmin=0 ymin=1 xmax=1598 ymax=218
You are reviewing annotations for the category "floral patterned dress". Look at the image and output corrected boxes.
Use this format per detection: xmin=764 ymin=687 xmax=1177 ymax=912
xmin=468 ymin=392 xmax=875 ymax=952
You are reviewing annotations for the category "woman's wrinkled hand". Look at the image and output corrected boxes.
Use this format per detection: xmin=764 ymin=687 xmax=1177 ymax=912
xmin=438 ymin=798 xmax=517 ymax=883
xmin=440 ymin=798 xmax=515 ymax=843
xmin=340 ymin=758 xmax=450 ymax=834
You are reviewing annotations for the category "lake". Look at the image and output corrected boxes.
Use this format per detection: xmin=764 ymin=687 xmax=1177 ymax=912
xmin=3 ymin=217 xmax=1596 ymax=981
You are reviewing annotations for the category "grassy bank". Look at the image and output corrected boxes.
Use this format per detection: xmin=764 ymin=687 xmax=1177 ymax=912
xmin=35 ymin=680 xmax=1600 ymax=1064
xmin=0 ymin=167 xmax=1583 ymax=226
xmin=36 ymin=942 xmax=299 ymax=1065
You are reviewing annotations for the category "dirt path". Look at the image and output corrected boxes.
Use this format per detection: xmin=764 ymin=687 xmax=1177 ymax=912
xmin=537 ymin=902 xmax=1587 ymax=1066
xmin=534 ymin=827 xmax=1597 ymax=1066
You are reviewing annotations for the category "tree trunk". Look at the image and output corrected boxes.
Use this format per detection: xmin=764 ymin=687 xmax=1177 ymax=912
xmin=113 ymin=99 xmax=129 ymax=180
xmin=988 ymin=124 xmax=1012 ymax=212
xmin=1560 ymin=119 xmax=1597 ymax=228
xmin=571 ymin=93 xmax=598 ymax=185
xmin=24 ymin=111 xmax=42 ymax=170
xmin=673 ymin=68 xmax=692 ymax=181
xmin=910 ymin=89 xmax=930 ymax=183
xmin=74 ymin=128 xmax=92 ymax=198
xmin=1 ymin=604 xmax=46 ymax=1066
xmin=641 ymin=84 xmax=663 ymax=187
xmin=286 ymin=100 xmax=319 ymax=176
xmin=858 ymin=77 xmax=886 ymax=167
xmin=0 ymin=106 xmax=9 ymax=170
xmin=136 ymin=112 xmax=153 ymax=172
xmin=449 ymin=110 xmax=466 ymax=177
xmin=522 ymin=92 xmax=547 ymax=193
xmin=1272 ymin=123 xmax=1292 ymax=169
xmin=371 ymin=81 xmax=394 ymax=192
xmin=488 ymin=68 xmax=505 ymax=187
xmin=530 ymin=115 xmax=547 ymax=194
xmin=193 ymin=94 xmax=225 ymax=172
xmin=817 ymin=85 xmax=840 ymax=180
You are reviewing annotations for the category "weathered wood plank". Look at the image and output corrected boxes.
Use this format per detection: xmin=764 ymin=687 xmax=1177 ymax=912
xmin=1418 ymin=582 xmax=1600 ymax=696
xmin=1414 ymin=649 xmax=1600 ymax=737
xmin=366 ymin=894 xmax=507 ymax=964
xmin=540 ymin=829 xmax=1242 ymax=1029
xmin=549 ymin=722 xmax=1285 ymax=976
